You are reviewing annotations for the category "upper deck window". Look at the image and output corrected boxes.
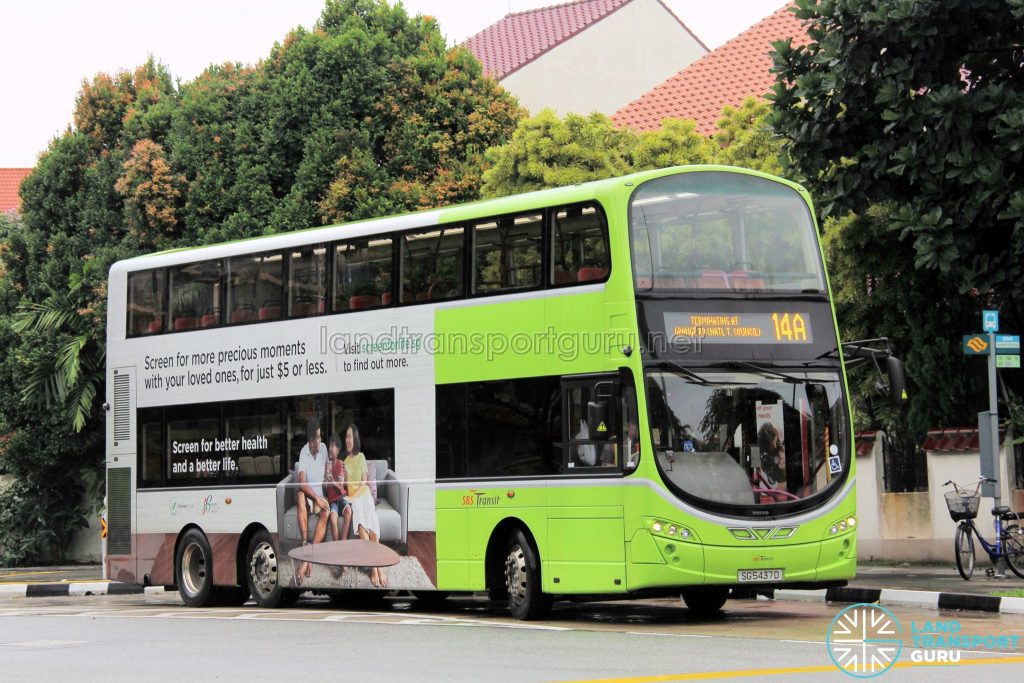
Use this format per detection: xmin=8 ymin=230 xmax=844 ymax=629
xmin=472 ymin=212 xmax=542 ymax=294
xmin=127 ymin=269 xmax=165 ymax=335
xmin=169 ymin=260 xmax=222 ymax=330
xmin=630 ymin=172 xmax=826 ymax=294
xmin=226 ymin=252 xmax=283 ymax=324
xmin=551 ymin=203 xmax=609 ymax=285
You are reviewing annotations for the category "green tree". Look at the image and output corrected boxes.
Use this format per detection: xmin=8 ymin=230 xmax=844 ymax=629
xmin=0 ymin=0 xmax=522 ymax=564
xmin=769 ymin=0 xmax=1023 ymax=433
xmin=482 ymin=104 xmax=778 ymax=199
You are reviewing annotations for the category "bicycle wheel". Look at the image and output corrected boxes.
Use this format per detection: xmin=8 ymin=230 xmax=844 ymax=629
xmin=954 ymin=524 xmax=975 ymax=580
xmin=1003 ymin=524 xmax=1024 ymax=579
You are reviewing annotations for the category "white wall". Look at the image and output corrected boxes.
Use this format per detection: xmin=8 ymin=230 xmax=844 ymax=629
xmin=501 ymin=0 xmax=706 ymax=116
xmin=857 ymin=432 xmax=1017 ymax=562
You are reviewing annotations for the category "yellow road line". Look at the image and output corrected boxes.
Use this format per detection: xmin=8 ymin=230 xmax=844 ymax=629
xmin=0 ymin=570 xmax=63 ymax=580
xmin=551 ymin=656 xmax=1024 ymax=683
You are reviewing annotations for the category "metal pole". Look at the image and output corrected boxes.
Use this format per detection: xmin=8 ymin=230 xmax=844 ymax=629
xmin=989 ymin=331 xmax=1005 ymax=576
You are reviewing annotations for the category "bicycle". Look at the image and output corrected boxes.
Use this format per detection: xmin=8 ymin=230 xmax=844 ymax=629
xmin=944 ymin=477 xmax=1024 ymax=580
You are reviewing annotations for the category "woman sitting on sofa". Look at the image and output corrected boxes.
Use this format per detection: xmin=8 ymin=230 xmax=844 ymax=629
xmin=343 ymin=423 xmax=387 ymax=587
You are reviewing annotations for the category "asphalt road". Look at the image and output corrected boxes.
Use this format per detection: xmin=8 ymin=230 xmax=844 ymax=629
xmin=3 ymin=592 xmax=1024 ymax=681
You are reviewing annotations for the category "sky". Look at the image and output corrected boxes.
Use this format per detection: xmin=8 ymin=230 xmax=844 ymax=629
xmin=0 ymin=0 xmax=788 ymax=168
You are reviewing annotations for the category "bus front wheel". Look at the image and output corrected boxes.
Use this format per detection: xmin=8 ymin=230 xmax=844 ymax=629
xmin=681 ymin=587 xmax=729 ymax=616
xmin=176 ymin=529 xmax=214 ymax=607
xmin=503 ymin=529 xmax=551 ymax=621
xmin=245 ymin=529 xmax=297 ymax=608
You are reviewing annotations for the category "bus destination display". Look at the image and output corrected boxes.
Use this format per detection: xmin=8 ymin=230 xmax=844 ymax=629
xmin=665 ymin=311 xmax=813 ymax=344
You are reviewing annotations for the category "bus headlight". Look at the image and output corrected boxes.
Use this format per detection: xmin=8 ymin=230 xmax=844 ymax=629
xmin=828 ymin=515 xmax=856 ymax=535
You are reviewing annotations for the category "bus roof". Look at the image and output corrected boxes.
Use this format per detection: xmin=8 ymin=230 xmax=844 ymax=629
xmin=110 ymin=165 xmax=807 ymax=276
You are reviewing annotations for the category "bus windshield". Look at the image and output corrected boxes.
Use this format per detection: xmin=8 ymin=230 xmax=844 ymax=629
xmin=646 ymin=369 xmax=846 ymax=509
xmin=630 ymin=172 xmax=825 ymax=293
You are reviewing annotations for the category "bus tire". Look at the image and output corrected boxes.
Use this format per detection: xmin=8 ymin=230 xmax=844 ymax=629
xmin=681 ymin=587 xmax=728 ymax=616
xmin=245 ymin=529 xmax=290 ymax=608
xmin=503 ymin=529 xmax=551 ymax=621
xmin=176 ymin=528 xmax=215 ymax=608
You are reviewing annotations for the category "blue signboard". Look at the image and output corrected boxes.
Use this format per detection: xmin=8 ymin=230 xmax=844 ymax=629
xmin=996 ymin=334 xmax=1021 ymax=355
xmin=983 ymin=310 xmax=999 ymax=332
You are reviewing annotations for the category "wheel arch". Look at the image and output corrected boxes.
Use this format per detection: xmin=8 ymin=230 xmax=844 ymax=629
xmin=484 ymin=517 xmax=542 ymax=593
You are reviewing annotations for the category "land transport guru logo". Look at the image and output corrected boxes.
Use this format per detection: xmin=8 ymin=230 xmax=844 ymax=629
xmin=826 ymin=603 xmax=1021 ymax=677
xmin=826 ymin=604 xmax=902 ymax=677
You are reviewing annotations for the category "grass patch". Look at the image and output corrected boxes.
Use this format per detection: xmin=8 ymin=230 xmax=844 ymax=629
xmin=989 ymin=589 xmax=1024 ymax=598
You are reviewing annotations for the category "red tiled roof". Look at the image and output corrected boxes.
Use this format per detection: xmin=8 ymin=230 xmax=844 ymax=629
xmin=0 ymin=168 xmax=31 ymax=214
xmin=920 ymin=427 xmax=1004 ymax=453
xmin=611 ymin=2 xmax=806 ymax=135
xmin=465 ymin=0 xmax=634 ymax=80
xmin=854 ymin=431 xmax=877 ymax=457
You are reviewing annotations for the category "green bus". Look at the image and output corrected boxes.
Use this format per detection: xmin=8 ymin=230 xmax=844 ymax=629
xmin=104 ymin=165 xmax=873 ymax=618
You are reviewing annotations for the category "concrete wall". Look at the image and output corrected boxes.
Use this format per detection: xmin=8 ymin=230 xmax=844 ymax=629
xmin=857 ymin=431 xmax=1019 ymax=562
xmin=502 ymin=0 xmax=706 ymax=116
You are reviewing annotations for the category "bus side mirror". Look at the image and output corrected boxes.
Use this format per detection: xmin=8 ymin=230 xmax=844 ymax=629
xmin=587 ymin=400 xmax=617 ymax=441
xmin=886 ymin=356 xmax=907 ymax=404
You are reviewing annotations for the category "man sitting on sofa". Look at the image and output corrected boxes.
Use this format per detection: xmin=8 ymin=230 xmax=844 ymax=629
xmin=294 ymin=416 xmax=330 ymax=584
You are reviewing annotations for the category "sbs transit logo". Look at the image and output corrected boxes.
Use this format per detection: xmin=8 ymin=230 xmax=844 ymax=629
xmin=826 ymin=603 xmax=902 ymax=677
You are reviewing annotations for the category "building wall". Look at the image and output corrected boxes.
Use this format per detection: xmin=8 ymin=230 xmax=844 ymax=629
xmin=501 ymin=0 xmax=705 ymax=116
xmin=857 ymin=432 xmax=1018 ymax=562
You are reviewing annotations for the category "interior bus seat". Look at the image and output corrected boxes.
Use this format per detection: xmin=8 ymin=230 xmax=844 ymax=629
xmin=259 ymin=300 xmax=281 ymax=320
xmin=316 ymin=298 xmax=325 ymax=313
xmin=237 ymin=456 xmax=256 ymax=477
xmin=635 ymin=276 xmax=652 ymax=289
xmin=427 ymin=280 xmax=458 ymax=300
xmin=577 ymin=266 xmax=609 ymax=282
xmin=728 ymin=273 xmax=765 ymax=289
xmin=273 ymin=455 xmax=280 ymax=473
xmin=200 ymin=309 xmax=219 ymax=328
xmin=230 ymin=304 xmax=256 ymax=323
xmin=381 ymin=291 xmax=392 ymax=305
xmin=349 ymin=294 xmax=381 ymax=309
xmin=173 ymin=314 xmax=197 ymax=330
xmin=291 ymin=299 xmax=314 ymax=317
xmin=147 ymin=319 xmax=164 ymax=334
xmin=654 ymin=276 xmax=695 ymax=289
xmin=553 ymin=269 xmax=576 ymax=284
xmin=697 ymin=271 xmax=729 ymax=288
xmin=254 ymin=455 xmax=274 ymax=475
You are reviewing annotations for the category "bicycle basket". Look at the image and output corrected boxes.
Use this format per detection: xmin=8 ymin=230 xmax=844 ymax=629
xmin=944 ymin=491 xmax=980 ymax=521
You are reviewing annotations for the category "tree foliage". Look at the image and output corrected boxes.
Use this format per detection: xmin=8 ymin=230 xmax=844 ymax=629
xmin=481 ymin=100 xmax=781 ymax=198
xmin=0 ymin=0 xmax=521 ymax=564
xmin=769 ymin=0 xmax=1024 ymax=433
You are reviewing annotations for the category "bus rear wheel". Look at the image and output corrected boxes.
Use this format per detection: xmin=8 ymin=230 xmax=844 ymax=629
xmin=176 ymin=529 xmax=214 ymax=607
xmin=502 ymin=529 xmax=551 ymax=621
xmin=245 ymin=529 xmax=296 ymax=608
xmin=681 ymin=587 xmax=729 ymax=616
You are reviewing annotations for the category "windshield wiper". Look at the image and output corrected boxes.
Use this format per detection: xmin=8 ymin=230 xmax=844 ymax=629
xmin=660 ymin=361 xmax=717 ymax=386
xmin=726 ymin=360 xmax=806 ymax=383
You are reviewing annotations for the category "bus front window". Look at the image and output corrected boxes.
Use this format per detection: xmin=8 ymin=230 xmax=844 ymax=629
xmin=646 ymin=369 xmax=846 ymax=509
xmin=630 ymin=172 xmax=826 ymax=294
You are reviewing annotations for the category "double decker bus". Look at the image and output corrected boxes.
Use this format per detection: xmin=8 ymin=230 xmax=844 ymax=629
xmin=104 ymin=166 xmax=880 ymax=618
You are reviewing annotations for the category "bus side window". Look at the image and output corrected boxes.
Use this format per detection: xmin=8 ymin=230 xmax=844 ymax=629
xmin=334 ymin=238 xmax=392 ymax=311
xmin=472 ymin=213 xmax=542 ymax=294
xmin=400 ymin=226 xmax=465 ymax=304
xmin=127 ymin=269 xmax=165 ymax=336
xmin=564 ymin=378 xmax=620 ymax=470
xmin=551 ymin=204 xmax=609 ymax=286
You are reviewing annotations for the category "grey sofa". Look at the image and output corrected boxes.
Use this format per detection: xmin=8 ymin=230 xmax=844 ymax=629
xmin=276 ymin=459 xmax=408 ymax=550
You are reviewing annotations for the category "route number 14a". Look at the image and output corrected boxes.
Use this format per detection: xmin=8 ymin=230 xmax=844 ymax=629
xmin=771 ymin=312 xmax=807 ymax=342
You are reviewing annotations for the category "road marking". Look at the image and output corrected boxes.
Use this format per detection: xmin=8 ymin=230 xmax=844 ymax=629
xmin=550 ymin=656 xmax=1024 ymax=683
xmin=3 ymin=640 xmax=89 ymax=648
xmin=625 ymin=632 xmax=711 ymax=638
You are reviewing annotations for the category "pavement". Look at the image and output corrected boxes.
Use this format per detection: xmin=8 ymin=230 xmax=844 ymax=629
xmin=3 ymin=562 xmax=1024 ymax=614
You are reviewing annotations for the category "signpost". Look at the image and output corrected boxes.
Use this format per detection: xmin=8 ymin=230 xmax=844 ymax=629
xmin=963 ymin=310 xmax=1016 ymax=576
